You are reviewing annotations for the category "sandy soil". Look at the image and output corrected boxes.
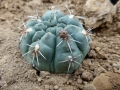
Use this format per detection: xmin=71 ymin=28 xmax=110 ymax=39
xmin=0 ymin=0 xmax=120 ymax=90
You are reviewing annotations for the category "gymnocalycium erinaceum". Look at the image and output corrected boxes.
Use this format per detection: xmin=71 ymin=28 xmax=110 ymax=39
xmin=19 ymin=6 xmax=91 ymax=74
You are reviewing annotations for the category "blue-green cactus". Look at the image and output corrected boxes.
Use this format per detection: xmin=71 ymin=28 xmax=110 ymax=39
xmin=19 ymin=9 xmax=90 ymax=74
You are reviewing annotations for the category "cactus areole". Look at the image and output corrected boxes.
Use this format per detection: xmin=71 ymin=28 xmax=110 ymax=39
xmin=19 ymin=9 xmax=90 ymax=74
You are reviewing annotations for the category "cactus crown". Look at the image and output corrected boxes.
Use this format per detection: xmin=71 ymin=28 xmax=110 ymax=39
xmin=19 ymin=7 xmax=90 ymax=74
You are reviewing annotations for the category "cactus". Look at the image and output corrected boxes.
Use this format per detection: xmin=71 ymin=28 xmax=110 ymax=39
xmin=19 ymin=9 xmax=90 ymax=74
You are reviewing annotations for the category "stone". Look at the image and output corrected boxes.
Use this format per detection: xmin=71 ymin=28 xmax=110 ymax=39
xmin=77 ymin=78 xmax=82 ymax=84
xmin=37 ymin=77 xmax=42 ymax=82
xmin=117 ymin=22 xmax=120 ymax=29
xmin=0 ymin=17 xmax=6 ymax=21
xmin=40 ymin=71 xmax=50 ymax=78
xmin=84 ymin=0 xmax=117 ymax=28
xmin=19 ymin=63 xmax=23 ymax=67
xmin=27 ymin=0 xmax=42 ymax=7
xmin=95 ymin=47 xmax=101 ymax=52
xmin=3 ymin=12 xmax=14 ymax=20
xmin=93 ymin=66 xmax=106 ymax=76
xmin=113 ymin=62 xmax=120 ymax=69
xmin=92 ymin=72 xmax=120 ymax=90
xmin=54 ymin=85 xmax=59 ymax=90
xmin=44 ymin=85 xmax=49 ymax=90
xmin=33 ymin=86 xmax=43 ymax=90
xmin=81 ymin=71 xmax=93 ymax=81
xmin=0 ymin=80 xmax=7 ymax=88
xmin=83 ymin=84 xmax=97 ymax=90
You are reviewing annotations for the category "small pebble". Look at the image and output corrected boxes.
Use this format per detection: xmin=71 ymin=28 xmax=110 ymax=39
xmin=83 ymin=84 xmax=97 ymax=90
xmin=94 ymin=67 xmax=106 ymax=76
xmin=49 ymin=85 xmax=53 ymax=90
xmin=54 ymin=85 xmax=59 ymax=90
xmin=0 ymin=17 xmax=6 ymax=21
xmin=41 ymin=71 xmax=50 ymax=78
xmin=77 ymin=78 xmax=82 ymax=84
xmin=95 ymin=47 xmax=101 ymax=52
xmin=37 ymin=77 xmax=42 ymax=82
xmin=58 ymin=88 xmax=63 ymax=90
xmin=67 ymin=80 xmax=72 ymax=85
xmin=83 ymin=81 xmax=88 ymax=85
xmin=44 ymin=85 xmax=49 ymax=90
xmin=81 ymin=71 xmax=93 ymax=81
xmin=19 ymin=63 xmax=23 ymax=67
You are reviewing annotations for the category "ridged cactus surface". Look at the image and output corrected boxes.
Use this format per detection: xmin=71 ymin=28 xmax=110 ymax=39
xmin=19 ymin=9 xmax=90 ymax=74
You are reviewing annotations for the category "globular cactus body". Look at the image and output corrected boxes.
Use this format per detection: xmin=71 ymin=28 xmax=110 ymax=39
xmin=19 ymin=9 xmax=90 ymax=74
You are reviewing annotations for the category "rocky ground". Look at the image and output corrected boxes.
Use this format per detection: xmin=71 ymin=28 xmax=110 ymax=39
xmin=0 ymin=0 xmax=120 ymax=90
